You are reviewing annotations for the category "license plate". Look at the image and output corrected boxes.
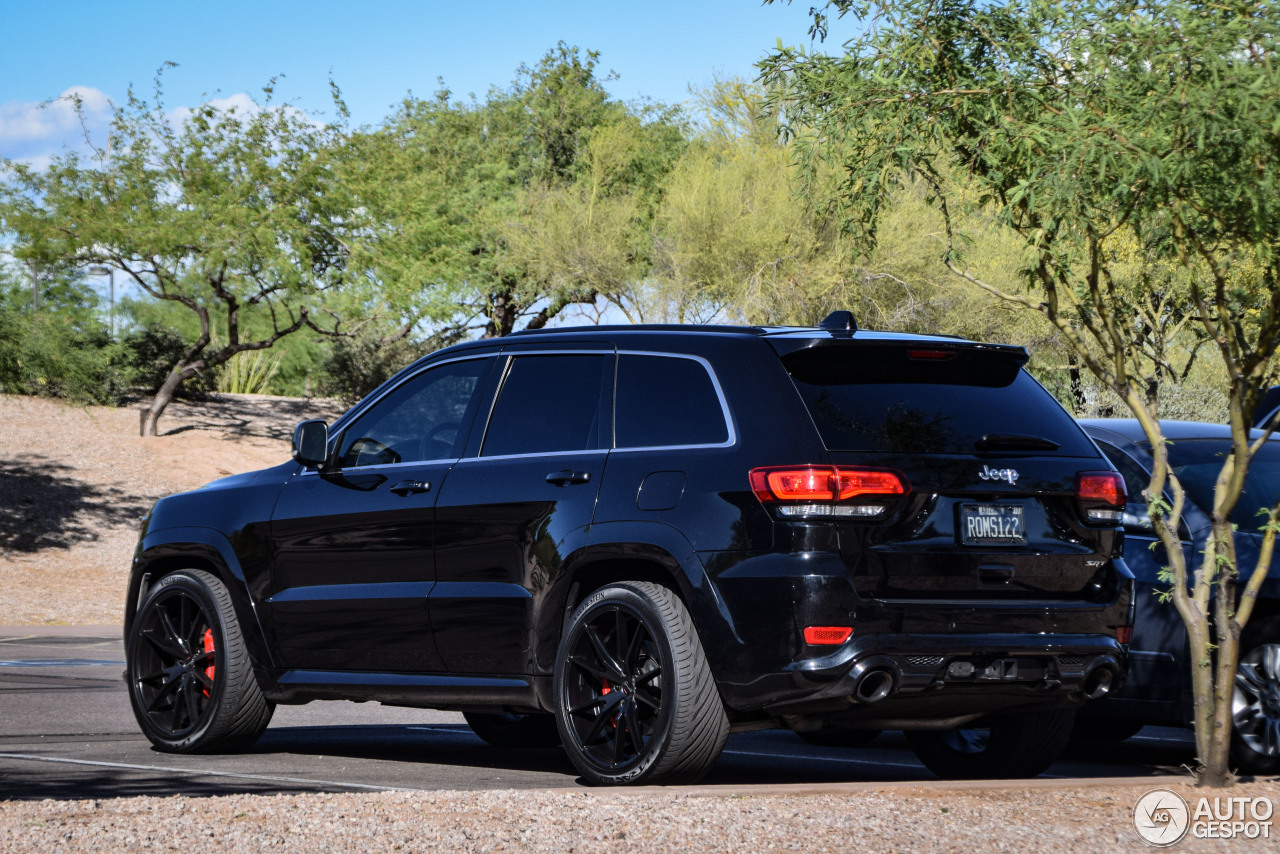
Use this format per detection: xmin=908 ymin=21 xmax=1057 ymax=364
xmin=961 ymin=504 xmax=1025 ymax=545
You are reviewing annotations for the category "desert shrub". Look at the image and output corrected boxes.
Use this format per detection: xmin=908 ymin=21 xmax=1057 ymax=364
xmin=216 ymin=350 xmax=282 ymax=395
xmin=114 ymin=325 xmax=216 ymax=396
xmin=1072 ymin=376 xmax=1229 ymax=424
xmin=0 ymin=305 xmax=119 ymax=403
xmin=317 ymin=334 xmax=428 ymax=403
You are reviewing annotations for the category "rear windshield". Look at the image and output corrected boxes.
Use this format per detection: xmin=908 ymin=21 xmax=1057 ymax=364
xmin=784 ymin=346 xmax=1098 ymax=456
xmin=1164 ymin=440 xmax=1280 ymax=528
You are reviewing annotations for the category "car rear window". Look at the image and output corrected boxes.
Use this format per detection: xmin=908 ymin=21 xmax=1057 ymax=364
xmin=1165 ymin=440 xmax=1280 ymax=528
xmin=783 ymin=346 xmax=1098 ymax=456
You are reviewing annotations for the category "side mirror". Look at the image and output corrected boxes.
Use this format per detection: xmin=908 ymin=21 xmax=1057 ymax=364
xmin=292 ymin=420 xmax=329 ymax=468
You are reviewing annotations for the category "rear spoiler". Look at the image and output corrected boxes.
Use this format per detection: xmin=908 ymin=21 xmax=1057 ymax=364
xmin=766 ymin=336 xmax=1030 ymax=366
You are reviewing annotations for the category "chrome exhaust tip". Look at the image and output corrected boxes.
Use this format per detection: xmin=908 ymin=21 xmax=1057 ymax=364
xmin=1082 ymin=663 xmax=1118 ymax=700
xmin=854 ymin=668 xmax=895 ymax=704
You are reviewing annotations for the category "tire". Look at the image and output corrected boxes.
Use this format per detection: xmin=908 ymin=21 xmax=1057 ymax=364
xmin=126 ymin=569 xmax=273 ymax=753
xmin=553 ymin=581 xmax=729 ymax=786
xmin=464 ymin=712 xmax=561 ymax=748
xmin=905 ymin=708 xmax=1076 ymax=779
xmin=1230 ymin=615 xmax=1280 ymax=775
xmin=1070 ymin=716 xmax=1144 ymax=743
xmin=795 ymin=728 xmax=882 ymax=748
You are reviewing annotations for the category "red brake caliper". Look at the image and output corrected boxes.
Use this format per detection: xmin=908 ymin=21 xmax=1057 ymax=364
xmin=201 ymin=628 xmax=216 ymax=696
xmin=602 ymin=679 xmax=617 ymax=728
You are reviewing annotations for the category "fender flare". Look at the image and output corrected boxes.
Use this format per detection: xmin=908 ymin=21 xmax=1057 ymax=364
xmin=533 ymin=520 xmax=741 ymax=676
xmin=127 ymin=526 xmax=276 ymax=671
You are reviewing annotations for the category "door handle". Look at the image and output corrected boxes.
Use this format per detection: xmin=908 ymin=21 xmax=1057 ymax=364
xmin=389 ymin=480 xmax=431 ymax=496
xmin=546 ymin=470 xmax=591 ymax=486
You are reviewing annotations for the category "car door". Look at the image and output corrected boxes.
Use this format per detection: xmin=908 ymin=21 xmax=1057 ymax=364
xmin=430 ymin=348 xmax=613 ymax=674
xmin=1095 ymin=440 xmax=1197 ymax=699
xmin=267 ymin=356 xmax=495 ymax=672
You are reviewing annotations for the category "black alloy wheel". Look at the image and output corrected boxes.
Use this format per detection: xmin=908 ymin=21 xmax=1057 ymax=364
xmin=1232 ymin=616 xmax=1280 ymax=774
xmin=554 ymin=582 xmax=728 ymax=785
xmin=126 ymin=570 xmax=273 ymax=752
xmin=562 ymin=602 xmax=665 ymax=770
xmin=131 ymin=585 xmax=217 ymax=738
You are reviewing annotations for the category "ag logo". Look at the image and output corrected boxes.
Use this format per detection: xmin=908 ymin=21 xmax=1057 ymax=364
xmin=978 ymin=465 xmax=1019 ymax=485
xmin=1134 ymin=788 xmax=1190 ymax=846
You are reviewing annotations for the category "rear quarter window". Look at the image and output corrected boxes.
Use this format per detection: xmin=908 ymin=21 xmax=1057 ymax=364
xmin=615 ymin=354 xmax=729 ymax=448
xmin=784 ymin=346 xmax=1098 ymax=456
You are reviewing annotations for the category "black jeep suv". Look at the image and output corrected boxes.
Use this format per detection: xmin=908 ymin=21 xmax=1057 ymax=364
xmin=123 ymin=314 xmax=1134 ymax=785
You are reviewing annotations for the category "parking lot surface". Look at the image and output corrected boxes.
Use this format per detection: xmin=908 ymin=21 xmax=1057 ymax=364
xmin=0 ymin=627 xmax=1198 ymax=800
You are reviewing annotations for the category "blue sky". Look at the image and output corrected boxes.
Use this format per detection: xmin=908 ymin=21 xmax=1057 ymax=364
xmin=0 ymin=0 xmax=851 ymax=167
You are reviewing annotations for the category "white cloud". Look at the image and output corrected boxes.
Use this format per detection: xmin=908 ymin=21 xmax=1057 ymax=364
xmin=0 ymin=86 xmax=114 ymax=165
xmin=1 ymin=87 xmax=324 ymax=170
xmin=166 ymin=92 xmax=262 ymax=127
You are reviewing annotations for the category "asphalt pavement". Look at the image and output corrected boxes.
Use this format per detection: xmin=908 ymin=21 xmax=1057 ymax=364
xmin=0 ymin=626 xmax=1199 ymax=801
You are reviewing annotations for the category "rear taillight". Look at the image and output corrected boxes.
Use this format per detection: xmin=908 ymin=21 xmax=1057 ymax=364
xmin=1076 ymin=470 xmax=1126 ymax=523
xmin=750 ymin=465 xmax=908 ymax=518
xmin=1116 ymin=626 xmax=1133 ymax=644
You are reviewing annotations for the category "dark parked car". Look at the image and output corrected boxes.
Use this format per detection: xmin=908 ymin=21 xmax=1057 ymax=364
xmin=123 ymin=314 xmax=1134 ymax=785
xmin=1078 ymin=420 xmax=1280 ymax=774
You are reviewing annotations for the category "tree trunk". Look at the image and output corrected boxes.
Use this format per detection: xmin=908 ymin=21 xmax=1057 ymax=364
xmin=141 ymin=368 xmax=187 ymax=437
xmin=1068 ymin=354 xmax=1087 ymax=415
xmin=485 ymin=292 xmax=518 ymax=338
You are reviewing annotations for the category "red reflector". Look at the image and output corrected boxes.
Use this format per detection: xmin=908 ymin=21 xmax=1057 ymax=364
xmin=1116 ymin=626 xmax=1133 ymax=644
xmin=907 ymin=349 xmax=957 ymax=361
xmin=750 ymin=466 xmax=908 ymax=503
xmin=1077 ymin=471 xmax=1126 ymax=507
xmin=804 ymin=626 xmax=853 ymax=645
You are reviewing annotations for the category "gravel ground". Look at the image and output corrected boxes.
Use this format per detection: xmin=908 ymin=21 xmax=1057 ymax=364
xmin=2 ymin=781 xmax=1278 ymax=853
xmin=0 ymin=393 xmax=345 ymax=625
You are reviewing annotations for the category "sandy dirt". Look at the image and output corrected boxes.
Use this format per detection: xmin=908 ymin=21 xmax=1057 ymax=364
xmin=0 ymin=393 xmax=345 ymax=625
xmin=2 ymin=780 xmax=1278 ymax=852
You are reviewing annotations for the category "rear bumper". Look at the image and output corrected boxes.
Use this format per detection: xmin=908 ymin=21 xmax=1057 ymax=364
xmin=725 ymin=633 xmax=1127 ymax=719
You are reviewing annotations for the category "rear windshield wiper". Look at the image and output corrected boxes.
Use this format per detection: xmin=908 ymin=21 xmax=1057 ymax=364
xmin=974 ymin=434 xmax=1061 ymax=452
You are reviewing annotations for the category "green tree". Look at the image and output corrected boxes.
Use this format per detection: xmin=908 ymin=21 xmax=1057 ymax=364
xmin=0 ymin=74 xmax=356 ymax=434
xmin=341 ymin=45 xmax=684 ymax=347
xmin=763 ymin=0 xmax=1280 ymax=785
xmin=0 ymin=260 xmax=117 ymax=402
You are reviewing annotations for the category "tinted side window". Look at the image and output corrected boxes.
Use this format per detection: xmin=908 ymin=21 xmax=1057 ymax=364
xmin=615 ymin=354 xmax=729 ymax=448
xmin=482 ymin=354 xmax=608 ymax=456
xmin=337 ymin=359 xmax=487 ymax=468
xmin=784 ymin=347 xmax=1098 ymax=456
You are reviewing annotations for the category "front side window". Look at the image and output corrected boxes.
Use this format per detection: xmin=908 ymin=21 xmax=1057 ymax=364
xmin=336 ymin=359 xmax=488 ymax=468
xmin=615 ymin=354 xmax=729 ymax=448
xmin=482 ymin=354 xmax=609 ymax=456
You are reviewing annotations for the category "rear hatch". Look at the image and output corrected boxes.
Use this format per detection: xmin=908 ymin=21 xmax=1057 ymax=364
xmin=775 ymin=340 xmax=1121 ymax=602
